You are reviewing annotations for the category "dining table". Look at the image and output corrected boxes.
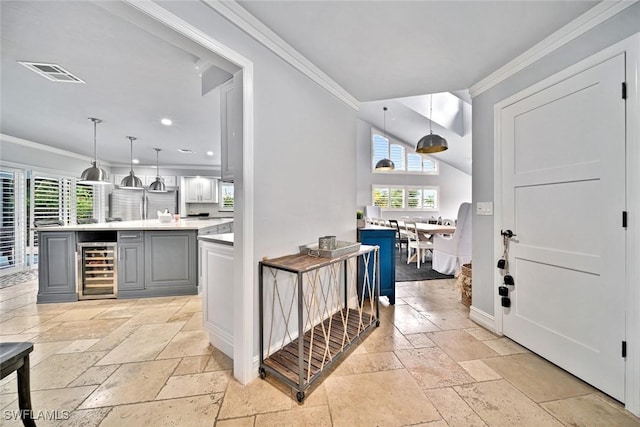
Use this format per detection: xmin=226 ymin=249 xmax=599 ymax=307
xmin=397 ymin=221 xmax=456 ymax=236
xmin=396 ymin=221 xmax=456 ymax=265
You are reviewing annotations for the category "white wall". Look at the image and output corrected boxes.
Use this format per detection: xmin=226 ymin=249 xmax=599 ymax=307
xmin=471 ymin=3 xmax=640 ymax=316
xmin=159 ymin=1 xmax=358 ymax=372
xmin=356 ymin=118 xmax=471 ymax=220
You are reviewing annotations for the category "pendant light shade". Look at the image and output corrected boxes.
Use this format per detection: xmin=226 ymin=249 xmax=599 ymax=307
xmin=375 ymin=106 xmax=395 ymax=171
xmin=374 ymin=158 xmax=395 ymax=171
xmin=148 ymin=148 xmax=167 ymax=192
xmin=416 ymin=94 xmax=448 ymax=154
xmin=416 ymin=133 xmax=448 ymax=153
xmin=120 ymin=136 xmax=143 ymax=189
xmin=78 ymin=118 xmax=110 ymax=185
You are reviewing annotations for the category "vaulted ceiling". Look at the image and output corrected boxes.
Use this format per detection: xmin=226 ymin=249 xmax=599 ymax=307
xmin=1 ymin=1 xmax=600 ymax=173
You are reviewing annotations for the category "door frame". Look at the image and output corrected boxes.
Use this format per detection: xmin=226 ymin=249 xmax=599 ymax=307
xmin=121 ymin=1 xmax=256 ymax=385
xmin=493 ymin=33 xmax=640 ymax=415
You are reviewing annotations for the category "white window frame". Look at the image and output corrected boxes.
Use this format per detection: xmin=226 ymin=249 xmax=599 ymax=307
xmin=371 ymin=130 xmax=439 ymax=175
xmin=219 ymin=182 xmax=234 ymax=212
xmin=372 ymin=185 xmax=439 ymax=211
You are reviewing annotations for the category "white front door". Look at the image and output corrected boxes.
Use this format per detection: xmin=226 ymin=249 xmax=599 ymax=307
xmin=500 ymin=53 xmax=626 ymax=401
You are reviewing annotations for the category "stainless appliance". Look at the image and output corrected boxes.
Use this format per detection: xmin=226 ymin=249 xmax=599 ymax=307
xmin=77 ymin=242 xmax=117 ymax=300
xmin=109 ymin=188 xmax=178 ymax=221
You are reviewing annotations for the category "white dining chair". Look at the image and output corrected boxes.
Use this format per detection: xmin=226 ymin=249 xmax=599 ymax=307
xmin=405 ymin=222 xmax=433 ymax=269
xmin=432 ymin=203 xmax=472 ymax=275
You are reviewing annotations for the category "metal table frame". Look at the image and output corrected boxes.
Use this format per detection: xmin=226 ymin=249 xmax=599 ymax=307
xmin=258 ymin=245 xmax=380 ymax=402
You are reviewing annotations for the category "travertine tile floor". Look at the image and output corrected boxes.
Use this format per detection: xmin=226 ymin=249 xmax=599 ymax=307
xmin=1 ymin=277 xmax=639 ymax=426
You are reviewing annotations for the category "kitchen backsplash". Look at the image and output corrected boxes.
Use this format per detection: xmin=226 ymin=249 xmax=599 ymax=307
xmin=186 ymin=203 xmax=233 ymax=218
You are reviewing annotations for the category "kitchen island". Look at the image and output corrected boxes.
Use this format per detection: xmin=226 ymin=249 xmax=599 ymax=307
xmin=36 ymin=218 xmax=233 ymax=303
xmin=198 ymin=233 xmax=234 ymax=358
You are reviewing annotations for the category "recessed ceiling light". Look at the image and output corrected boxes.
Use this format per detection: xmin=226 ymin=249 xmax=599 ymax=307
xmin=132 ymin=159 xmax=140 ymax=164
xmin=161 ymin=118 xmax=173 ymax=126
xmin=206 ymin=151 xmax=214 ymax=156
xmin=178 ymin=148 xmax=194 ymax=154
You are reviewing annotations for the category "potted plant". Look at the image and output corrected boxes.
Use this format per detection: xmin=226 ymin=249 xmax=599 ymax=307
xmin=356 ymin=210 xmax=365 ymax=228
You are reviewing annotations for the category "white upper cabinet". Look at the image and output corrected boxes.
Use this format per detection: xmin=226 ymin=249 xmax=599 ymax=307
xmin=184 ymin=177 xmax=217 ymax=203
xmin=220 ymin=71 xmax=242 ymax=183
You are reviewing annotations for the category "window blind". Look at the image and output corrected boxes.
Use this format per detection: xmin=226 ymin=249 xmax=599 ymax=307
xmin=0 ymin=171 xmax=19 ymax=271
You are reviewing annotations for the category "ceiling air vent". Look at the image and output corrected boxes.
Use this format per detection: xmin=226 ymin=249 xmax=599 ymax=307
xmin=18 ymin=61 xmax=85 ymax=83
xmin=177 ymin=149 xmax=195 ymax=154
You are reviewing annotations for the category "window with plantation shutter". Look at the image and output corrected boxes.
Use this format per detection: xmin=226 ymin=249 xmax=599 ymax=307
xmin=372 ymin=185 xmax=439 ymax=211
xmin=407 ymin=153 xmax=423 ymax=172
xmin=389 ymin=187 xmax=405 ymax=208
xmin=373 ymin=187 xmax=389 ymax=208
xmin=0 ymin=170 xmax=26 ymax=272
xmin=75 ymin=183 xmax=94 ymax=220
xmin=220 ymin=182 xmax=234 ymax=211
xmin=423 ymin=159 xmax=438 ymax=174
xmin=372 ymin=134 xmax=389 ymax=170
xmin=32 ymin=176 xmax=66 ymax=227
xmin=389 ymin=145 xmax=405 ymax=170
xmin=372 ymin=131 xmax=439 ymax=174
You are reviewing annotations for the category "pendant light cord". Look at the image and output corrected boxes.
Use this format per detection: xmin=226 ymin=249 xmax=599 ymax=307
xmin=88 ymin=117 xmax=102 ymax=166
xmin=127 ymin=136 xmax=137 ymax=173
xmin=429 ymin=94 xmax=433 ymax=135
xmin=383 ymin=106 xmax=387 ymax=138
xmin=154 ymin=148 xmax=161 ymax=177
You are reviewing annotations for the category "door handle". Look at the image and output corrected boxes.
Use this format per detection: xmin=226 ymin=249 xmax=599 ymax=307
xmin=501 ymin=229 xmax=516 ymax=238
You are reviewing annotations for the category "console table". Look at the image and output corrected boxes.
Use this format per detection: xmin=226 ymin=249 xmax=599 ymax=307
xmin=258 ymin=245 xmax=379 ymax=402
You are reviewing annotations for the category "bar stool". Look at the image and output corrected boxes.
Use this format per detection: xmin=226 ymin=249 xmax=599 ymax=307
xmin=0 ymin=342 xmax=36 ymax=427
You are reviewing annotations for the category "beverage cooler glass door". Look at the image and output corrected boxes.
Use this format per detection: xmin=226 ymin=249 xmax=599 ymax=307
xmin=77 ymin=242 xmax=117 ymax=300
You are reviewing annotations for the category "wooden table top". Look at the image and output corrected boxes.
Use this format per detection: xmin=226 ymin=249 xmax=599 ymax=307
xmin=365 ymin=222 xmax=456 ymax=235
xmin=261 ymin=245 xmax=377 ymax=273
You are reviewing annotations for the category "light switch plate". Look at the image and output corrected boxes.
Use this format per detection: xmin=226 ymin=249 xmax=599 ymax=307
xmin=476 ymin=202 xmax=493 ymax=216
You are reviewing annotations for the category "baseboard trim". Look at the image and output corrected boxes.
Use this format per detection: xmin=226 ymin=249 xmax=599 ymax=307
xmin=469 ymin=305 xmax=500 ymax=335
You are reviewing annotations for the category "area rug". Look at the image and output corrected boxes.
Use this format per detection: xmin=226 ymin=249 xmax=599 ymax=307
xmin=0 ymin=270 xmax=38 ymax=289
xmin=395 ymin=250 xmax=453 ymax=282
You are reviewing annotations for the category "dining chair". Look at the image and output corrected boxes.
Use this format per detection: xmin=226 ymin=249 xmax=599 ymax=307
xmin=427 ymin=216 xmax=438 ymax=224
xmin=388 ymin=219 xmax=408 ymax=253
xmin=432 ymin=203 xmax=472 ymax=275
xmin=405 ymin=222 xmax=433 ymax=269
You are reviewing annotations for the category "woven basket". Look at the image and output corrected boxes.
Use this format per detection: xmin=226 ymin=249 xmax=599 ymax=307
xmin=459 ymin=263 xmax=472 ymax=307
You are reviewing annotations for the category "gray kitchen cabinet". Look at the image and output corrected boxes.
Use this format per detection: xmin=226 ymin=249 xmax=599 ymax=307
xmin=184 ymin=177 xmax=217 ymax=203
xmin=37 ymin=231 xmax=77 ymax=303
xmin=117 ymin=231 xmax=144 ymax=293
xmin=145 ymin=230 xmax=197 ymax=294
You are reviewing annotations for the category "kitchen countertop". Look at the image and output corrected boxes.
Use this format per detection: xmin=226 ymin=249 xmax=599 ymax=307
xmin=198 ymin=233 xmax=234 ymax=246
xmin=37 ymin=218 xmax=233 ymax=231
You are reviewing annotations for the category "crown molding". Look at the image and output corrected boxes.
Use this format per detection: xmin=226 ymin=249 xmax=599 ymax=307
xmin=469 ymin=0 xmax=638 ymax=98
xmin=0 ymin=133 xmax=112 ymax=166
xmin=200 ymin=0 xmax=360 ymax=111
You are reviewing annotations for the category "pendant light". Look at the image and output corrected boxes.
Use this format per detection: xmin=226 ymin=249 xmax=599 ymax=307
xmin=416 ymin=94 xmax=448 ymax=153
xmin=148 ymin=148 xmax=167 ymax=192
xmin=78 ymin=117 xmax=110 ymax=185
xmin=120 ymin=136 xmax=143 ymax=189
xmin=374 ymin=106 xmax=395 ymax=171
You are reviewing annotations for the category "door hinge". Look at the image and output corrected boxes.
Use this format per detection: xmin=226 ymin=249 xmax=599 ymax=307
xmin=622 ymin=82 xmax=627 ymax=99
xmin=623 ymin=211 xmax=628 ymax=228
xmin=622 ymin=341 xmax=627 ymax=358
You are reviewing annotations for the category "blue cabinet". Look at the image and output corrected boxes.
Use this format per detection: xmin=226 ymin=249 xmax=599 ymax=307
xmin=358 ymin=228 xmax=396 ymax=305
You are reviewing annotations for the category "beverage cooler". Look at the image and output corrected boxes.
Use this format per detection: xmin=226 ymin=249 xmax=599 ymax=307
xmin=77 ymin=242 xmax=117 ymax=300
